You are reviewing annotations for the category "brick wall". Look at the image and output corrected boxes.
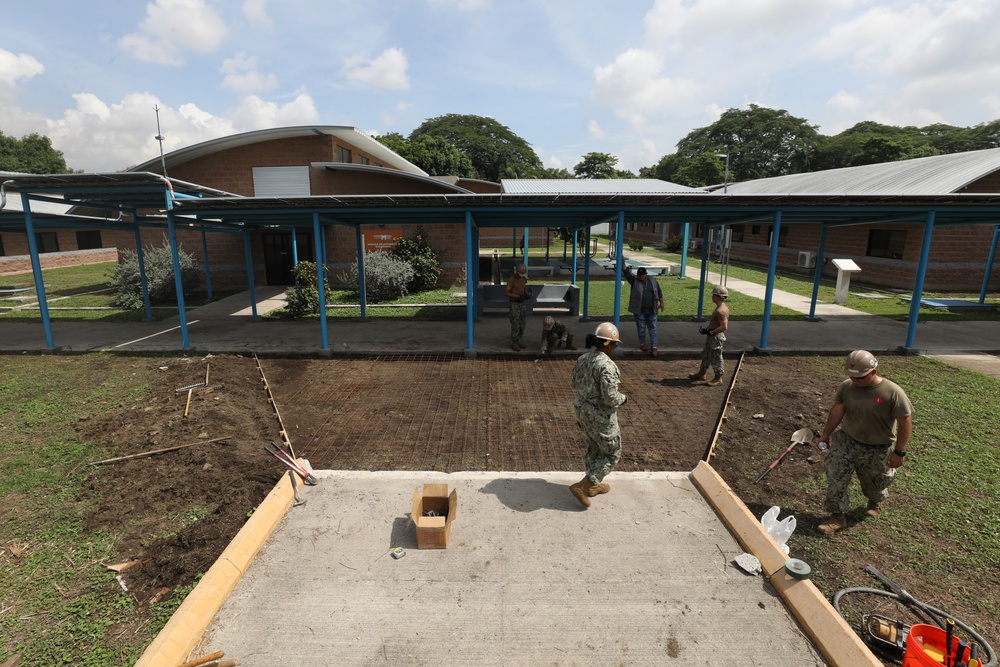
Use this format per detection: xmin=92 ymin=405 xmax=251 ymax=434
xmin=0 ymin=247 xmax=118 ymax=276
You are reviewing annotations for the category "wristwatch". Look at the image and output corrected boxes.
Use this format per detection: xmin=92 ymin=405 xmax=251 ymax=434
xmin=893 ymin=449 xmax=907 ymax=457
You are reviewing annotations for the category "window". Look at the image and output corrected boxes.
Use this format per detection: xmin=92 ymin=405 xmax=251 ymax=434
xmin=730 ymin=224 xmax=745 ymax=243
xmin=766 ymin=225 xmax=789 ymax=247
xmin=336 ymin=146 xmax=352 ymax=163
xmin=76 ymin=230 xmax=102 ymax=250
xmin=751 ymin=225 xmax=761 ymax=235
xmin=0 ymin=234 xmax=5 ymax=256
xmin=867 ymin=230 xmax=906 ymax=259
xmin=358 ymin=155 xmax=369 ymax=165
xmin=36 ymin=232 xmax=59 ymax=253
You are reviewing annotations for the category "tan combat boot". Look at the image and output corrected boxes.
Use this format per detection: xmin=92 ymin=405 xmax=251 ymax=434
xmin=569 ymin=476 xmax=592 ymax=508
xmin=587 ymin=482 xmax=611 ymax=497
xmin=688 ymin=370 xmax=707 ymax=381
xmin=866 ymin=501 xmax=882 ymax=518
xmin=817 ymin=513 xmax=847 ymax=535
xmin=706 ymin=374 xmax=724 ymax=386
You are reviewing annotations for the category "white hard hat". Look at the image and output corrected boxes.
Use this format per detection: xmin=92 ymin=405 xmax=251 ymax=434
xmin=543 ymin=316 xmax=555 ymax=330
xmin=594 ymin=322 xmax=622 ymax=343
xmin=712 ymin=285 xmax=729 ymax=298
xmin=845 ymin=350 xmax=878 ymax=377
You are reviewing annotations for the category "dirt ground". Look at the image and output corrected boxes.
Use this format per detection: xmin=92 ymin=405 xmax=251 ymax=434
xmin=78 ymin=353 xmax=995 ymax=664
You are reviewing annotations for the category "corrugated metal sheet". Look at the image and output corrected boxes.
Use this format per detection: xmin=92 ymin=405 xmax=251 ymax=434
xmin=724 ymin=147 xmax=1000 ymax=195
xmin=252 ymin=166 xmax=311 ymax=197
xmin=502 ymin=178 xmax=697 ymax=194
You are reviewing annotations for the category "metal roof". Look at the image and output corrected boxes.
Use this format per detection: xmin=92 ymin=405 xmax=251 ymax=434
xmin=314 ymin=162 xmax=474 ymax=193
xmin=723 ymin=147 xmax=1000 ymax=195
xmin=129 ymin=125 xmax=428 ymax=177
xmin=503 ymin=178 xmax=697 ymax=194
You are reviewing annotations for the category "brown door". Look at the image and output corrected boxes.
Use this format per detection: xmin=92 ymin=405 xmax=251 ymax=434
xmin=262 ymin=231 xmax=314 ymax=285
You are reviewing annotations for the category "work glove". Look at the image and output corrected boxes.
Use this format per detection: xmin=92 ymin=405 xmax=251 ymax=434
xmin=557 ymin=338 xmax=566 ymax=348
xmin=699 ymin=327 xmax=711 ymax=335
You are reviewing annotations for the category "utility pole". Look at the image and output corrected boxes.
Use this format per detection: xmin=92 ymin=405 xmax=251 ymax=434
xmin=154 ymin=105 xmax=168 ymax=177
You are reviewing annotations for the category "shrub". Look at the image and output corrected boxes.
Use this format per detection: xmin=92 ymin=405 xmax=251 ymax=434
xmin=111 ymin=239 xmax=200 ymax=310
xmin=340 ymin=251 xmax=414 ymax=303
xmin=389 ymin=226 xmax=442 ymax=292
xmin=664 ymin=234 xmax=684 ymax=253
xmin=283 ymin=261 xmax=330 ymax=319
xmin=627 ymin=238 xmax=645 ymax=251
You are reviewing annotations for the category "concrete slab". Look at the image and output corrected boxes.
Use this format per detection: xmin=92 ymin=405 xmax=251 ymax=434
xmin=198 ymin=471 xmax=825 ymax=666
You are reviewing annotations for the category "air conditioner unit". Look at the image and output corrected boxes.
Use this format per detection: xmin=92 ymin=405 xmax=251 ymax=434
xmin=797 ymin=251 xmax=817 ymax=269
xmin=688 ymin=239 xmax=702 ymax=251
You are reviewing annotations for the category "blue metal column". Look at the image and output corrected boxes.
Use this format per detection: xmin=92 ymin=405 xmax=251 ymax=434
xmin=807 ymin=224 xmax=828 ymax=321
xmin=581 ymin=226 xmax=592 ymax=321
xmin=313 ymin=213 xmax=329 ymax=350
xmin=20 ymin=193 xmax=54 ymax=349
xmin=758 ymin=211 xmax=783 ymax=351
xmin=612 ymin=211 xmax=625 ymax=329
xmin=980 ymin=224 xmax=999 ymax=304
xmin=291 ymin=227 xmax=300 ymax=265
xmin=523 ymin=227 xmax=529 ymax=268
xmin=571 ymin=229 xmax=578 ymax=287
xmin=200 ymin=229 xmax=213 ymax=302
xmin=661 ymin=223 xmax=667 ymax=245
xmin=241 ymin=229 xmax=259 ymax=320
xmin=680 ymin=222 xmax=690 ymax=279
xmin=166 ymin=211 xmax=190 ymax=350
xmin=356 ymin=226 xmax=367 ymax=321
xmin=465 ymin=212 xmax=475 ymax=352
xmin=904 ymin=211 xmax=936 ymax=350
xmin=133 ymin=228 xmax=153 ymax=321
xmin=695 ymin=232 xmax=709 ymax=319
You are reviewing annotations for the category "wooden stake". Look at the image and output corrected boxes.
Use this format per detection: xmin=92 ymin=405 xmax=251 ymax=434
xmin=175 ymin=651 xmax=225 ymax=667
xmin=88 ymin=437 xmax=230 ymax=466
xmin=184 ymin=388 xmax=193 ymax=417
xmin=204 ymin=362 xmax=210 ymax=387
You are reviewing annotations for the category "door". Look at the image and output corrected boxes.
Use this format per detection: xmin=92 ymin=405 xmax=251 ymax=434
xmin=262 ymin=231 xmax=314 ymax=285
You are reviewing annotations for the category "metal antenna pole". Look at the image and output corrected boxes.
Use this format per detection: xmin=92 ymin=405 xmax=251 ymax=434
xmin=154 ymin=105 xmax=168 ymax=177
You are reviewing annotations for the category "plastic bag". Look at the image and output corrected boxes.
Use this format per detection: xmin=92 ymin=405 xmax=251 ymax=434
xmin=760 ymin=506 xmax=796 ymax=554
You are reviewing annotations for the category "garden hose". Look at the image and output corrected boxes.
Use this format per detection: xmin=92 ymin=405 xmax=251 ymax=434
xmin=832 ymin=586 xmax=997 ymax=667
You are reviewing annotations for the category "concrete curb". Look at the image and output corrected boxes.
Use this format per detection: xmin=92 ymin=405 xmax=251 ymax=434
xmin=690 ymin=460 xmax=881 ymax=667
xmin=133 ymin=468 xmax=298 ymax=667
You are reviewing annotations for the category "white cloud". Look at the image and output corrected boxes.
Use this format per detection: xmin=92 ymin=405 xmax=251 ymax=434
xmin=342 ymin=48 xmax=410 ymax=91
xmin=227 ymin=93 xmax=319 ymax=129
xmin=0 ymin=48 xmax=44 ymax=87
xmin=427 ymin=0 xmax=490 ymax=10
xmin=587 ymin=120 xmax=605 ymax=140
xmin=592 ymin=48 xmax=704 ymax=128
xmin=827 ymin=90 xmax=863 ymax=112
xmin=381 ymin=100 xmax=413 ymax=127
xmin=220 ymin=52 xmax=278 ymax=93
xmin=118 ymin=0 xmax=228 ymax=65
xmin=242 ymin=0 xmax=273 ymax=29
xmin=644 ymin=0 xmax=854 ymax=43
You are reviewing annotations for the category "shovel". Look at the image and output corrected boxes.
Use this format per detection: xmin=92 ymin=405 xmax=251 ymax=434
xmin=754 ymin=427 xmax=813 ymax=484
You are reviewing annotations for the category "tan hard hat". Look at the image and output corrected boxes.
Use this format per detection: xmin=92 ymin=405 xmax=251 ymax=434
xmin=712 ymin=285 xmax=729 ymax=298
xmin=543 ymin=316 xmax=555 ymax=330
xmin=845 ymin=350 xmax=878 ymax=377
xmin=515 ymin=263 xmax=527 ymax=277
xmin=594 ymin=322 xmax=622 ymax=343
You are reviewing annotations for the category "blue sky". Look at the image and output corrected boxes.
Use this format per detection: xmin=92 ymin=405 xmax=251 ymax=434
xmin=2 ymin=0 xmax=999 ymax=174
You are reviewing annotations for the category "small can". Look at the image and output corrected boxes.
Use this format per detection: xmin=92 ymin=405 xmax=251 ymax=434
xmin=391 ymin=547 xmax=406 ymax=560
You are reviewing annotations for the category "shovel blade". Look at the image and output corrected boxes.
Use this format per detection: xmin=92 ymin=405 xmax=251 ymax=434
xmin=791 ymin=428 xmax=813 ymax=445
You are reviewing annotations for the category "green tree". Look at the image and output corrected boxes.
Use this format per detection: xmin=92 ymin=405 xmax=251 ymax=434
xmin=409 ymin=114 xmax=543 ymax=182
xmin=539 ymin=166 xmax=573 ymax=179
xmin=376 ymin=131 xmax=474 ymax=177
xmin=0 ymin=130 xmax=71 ymax=173
xmin=672 ymin=152 xmax=729 ymax=187
xmin=675 ymin=104 xmax=821 ymax=180
xmin=573 ymin=152 xmax=619 ymax=179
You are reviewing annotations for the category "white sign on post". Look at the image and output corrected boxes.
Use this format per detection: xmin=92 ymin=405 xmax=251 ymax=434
xmin=831 ymin=258 xmax=861 ymax=305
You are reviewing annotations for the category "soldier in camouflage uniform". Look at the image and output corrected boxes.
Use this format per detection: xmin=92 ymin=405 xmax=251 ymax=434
xmin=688 ymin=285 xmax=730 ymax=386
xmin=569 ymin=322 xmax=628 ymax=508
xmin=539 ymin=316 xmax=577 ymax=355
xmin=504 ymin=263 xmax=530 ymax=351
xmin=816 ymin=351 xmax=913 ymax=535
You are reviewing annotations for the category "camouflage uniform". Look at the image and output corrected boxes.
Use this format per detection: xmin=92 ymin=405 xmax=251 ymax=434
xmin=541 ymin=320 xmax=574 ymax=353
xmin=571 ymin=350 xmax=627 ymax=483
xmin=824 ymin=378 xmax=913 ymax=514
xmin=505 ymin=273 xmax=529 ymax=344
xmin=697 ymin=301 xmax=729 ymax=377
